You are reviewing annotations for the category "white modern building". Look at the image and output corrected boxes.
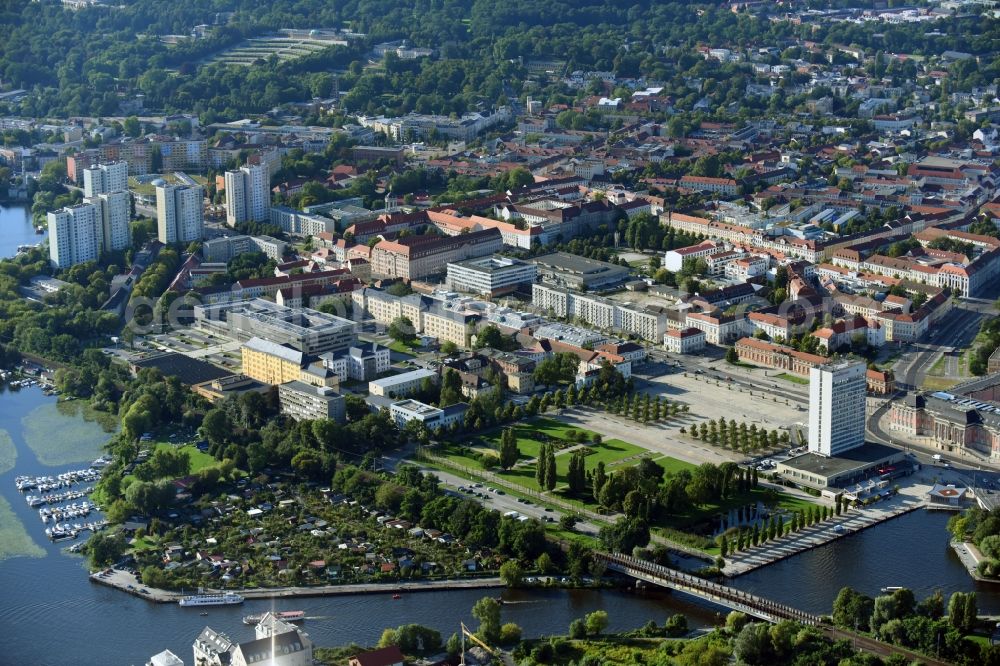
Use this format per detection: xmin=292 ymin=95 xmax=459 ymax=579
xmin=808 ymin=360 xmax=867 ymax=457
xmin=446 ymin=255 xmax=538 ymax=297
xmin=156 ymin=182 xmax=204 ymax=244
xmin=389 ymin=399 xmax=469 ymax=430
xmin=88 ymin=190 xmax=131 ymax=253
xmin=369 ymin=368 xmax=437 ymax=398
xmin=82 ymin=161 xmax=128 ymax=197
xmin=225 ymin=163 xmax=271 ymax=226
xmin=48 ymin=202 xmax=101 ymax=268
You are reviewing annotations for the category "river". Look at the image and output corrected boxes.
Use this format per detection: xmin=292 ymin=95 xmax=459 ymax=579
xmin=0 ymin=203 xmax=43 ymax=259
xmin=1 ymin=385 xmax=998 ymax=665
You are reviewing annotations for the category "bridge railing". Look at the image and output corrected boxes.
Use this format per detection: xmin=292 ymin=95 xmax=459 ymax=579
xmin=598 ymin=552 xmax=821 ymax=625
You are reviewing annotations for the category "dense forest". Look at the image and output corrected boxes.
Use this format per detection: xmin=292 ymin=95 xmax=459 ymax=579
xmin=0 ymin=0 xmax=996 ymax=121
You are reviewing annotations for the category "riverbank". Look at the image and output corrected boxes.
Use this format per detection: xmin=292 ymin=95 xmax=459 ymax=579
xmin=90 ymin=566 xmax=505 ymax=603
xmin=950 ymin=541 xmax=1000 ymax=584
xmin=723 ymin=499 xmax=925 ymax=577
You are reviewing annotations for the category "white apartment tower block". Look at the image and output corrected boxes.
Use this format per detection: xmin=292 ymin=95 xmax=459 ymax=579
xmin=48 ymin=203 xmax=101 ymax=268
xmin=808 ymin=360 xmax=867 ymax=457
xmin=156 ymin=183 xmax=204 ymax=245
xmin=82 ymin=161 xmax=128 ymax=197
xmin=224 ymin=163 xmax=270 ymax=226
xmin=88 ymin=190 xmax=131 ymax=252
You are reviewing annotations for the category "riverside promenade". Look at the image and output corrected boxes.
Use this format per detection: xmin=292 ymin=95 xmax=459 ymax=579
xmin=722 ymin=497 xmax=926 ymax=577
xmin=90 ymin=568 xmax=503 ymax=603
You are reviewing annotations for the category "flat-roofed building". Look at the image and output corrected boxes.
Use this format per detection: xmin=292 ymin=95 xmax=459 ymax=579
xmin=194 ymin=299 xmax=356 ymax=354
xmin=529 ymin=252 xmax=630 ymax=290
xmin=809 ymin=360 xmax=867 ymax=457
xmin=278 ymin=381 xmax=346 ymax=423
xmin=389 ymin=399 xmax=468 ymax=430
xmin=424 ymin=304 xmax=480 ymax=347
xmin=369 ymin=368 xmax=437 ymax=398
xmin=446 ymin=255 xmax=538 ymax=297
xmin=192 ymin=374 xmax=271 ymax=404
xmin=203 ymin=234 xmax=286 ymax=262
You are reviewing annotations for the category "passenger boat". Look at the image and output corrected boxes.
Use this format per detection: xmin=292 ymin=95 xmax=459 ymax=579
xmin=178 ymin=592 xmax=245 ymax=607
xmin=242 ymin=610 xmax=306 ymax=625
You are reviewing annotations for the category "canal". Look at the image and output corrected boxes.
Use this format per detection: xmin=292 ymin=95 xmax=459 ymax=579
xmin=0 ymin=385 xmax=998 ymax=665
xmin=0 ymin=203 xmax=42 ymax=259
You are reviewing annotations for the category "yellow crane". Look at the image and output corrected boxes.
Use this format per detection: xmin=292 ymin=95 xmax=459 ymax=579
xmin=459 ymin=622 xmax=500 ymax=665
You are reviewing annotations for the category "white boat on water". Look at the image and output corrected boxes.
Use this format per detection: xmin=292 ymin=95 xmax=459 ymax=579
xmin=179 ymin=592 xmax=245 ymax=607
xmin=243 ymin=610 xmax=306 ymax=625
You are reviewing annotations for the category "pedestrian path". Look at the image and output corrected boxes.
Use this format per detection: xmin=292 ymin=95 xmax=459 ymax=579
xmin=722 ymin=499 xmax=925 ymax=576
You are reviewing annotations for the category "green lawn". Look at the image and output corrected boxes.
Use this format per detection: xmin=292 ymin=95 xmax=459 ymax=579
xmin=124 ymin=443 xmax=225 ymax=485
xmin=664 ymin=486 xmax=822 ymax=530
xmin=775 ymin=372 xmax=809 ymax=385
xmin=386 ymin=340 xmax=418 ymax=355
xmin=472 ymin=417 xmax=601 ymax=461
xmin=646 ymin=454 xmax=698 ymax=475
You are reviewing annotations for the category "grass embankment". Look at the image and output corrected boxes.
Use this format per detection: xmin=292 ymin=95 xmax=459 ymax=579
xmin=775 ymin=372 xmax=809 ymax=385
xmin=0 ymin=496 xmax=45 ymax=561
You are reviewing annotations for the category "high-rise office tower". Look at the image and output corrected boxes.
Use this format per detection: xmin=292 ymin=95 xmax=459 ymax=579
xmin=808 ymin=360 xmax=867 ymax=457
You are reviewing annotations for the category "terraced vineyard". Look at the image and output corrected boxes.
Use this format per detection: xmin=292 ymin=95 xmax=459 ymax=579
xmin=206 ymin=33 xmax=347 ymax=67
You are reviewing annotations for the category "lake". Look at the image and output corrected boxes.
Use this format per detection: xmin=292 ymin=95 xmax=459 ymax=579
xmin=0 ymin=203 xmax=42 ymax=259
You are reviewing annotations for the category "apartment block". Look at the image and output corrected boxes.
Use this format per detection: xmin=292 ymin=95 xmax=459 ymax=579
xmin=203 ymin=234 xmax=287 ymax=262
xmin=156 ymin=183 xmax=204 ymax=244
xmin=278 ymin=381 xmax=346 ymax=423
xmin=47 ymin=202 xmax=101 ymax=268
xmin=225 ymin=164 xmax=271 ymax=226
xmin=82 ymin=161 xmax=128 ymax=197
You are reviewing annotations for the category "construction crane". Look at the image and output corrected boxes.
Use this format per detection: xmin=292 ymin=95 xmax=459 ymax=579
xmin=459 ymin=622 xmax=500 ymax=666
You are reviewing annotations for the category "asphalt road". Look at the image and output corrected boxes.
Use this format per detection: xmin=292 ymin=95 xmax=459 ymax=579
xmin=893 ymin=305 xmax=985 ymax=389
